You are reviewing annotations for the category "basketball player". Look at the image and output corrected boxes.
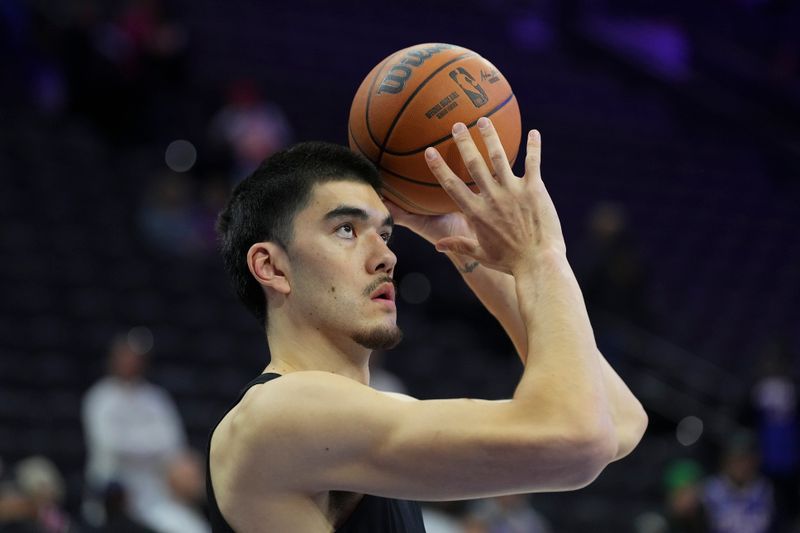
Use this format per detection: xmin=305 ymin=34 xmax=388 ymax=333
xmin=207 ymin=118 xmax=648 ymax=532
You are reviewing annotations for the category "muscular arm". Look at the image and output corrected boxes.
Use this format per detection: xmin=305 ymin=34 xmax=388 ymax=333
xmin=221 ymin=362 xmax=611 ymax=503
xmin=447 ymin=249 xmax=647 ymax=461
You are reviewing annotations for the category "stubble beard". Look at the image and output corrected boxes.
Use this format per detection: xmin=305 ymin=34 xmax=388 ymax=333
xmin=352 ymin=276 xmax=402 ymax=350
xmin=352 ymin=324 xmax=403 ymax=351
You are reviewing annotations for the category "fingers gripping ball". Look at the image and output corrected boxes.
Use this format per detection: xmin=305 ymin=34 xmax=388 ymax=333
xmin=349 ymin=43 xmax=522 ymax=215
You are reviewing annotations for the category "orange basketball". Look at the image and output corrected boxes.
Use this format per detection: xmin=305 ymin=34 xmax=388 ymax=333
xmin=348 ymin=43 xmax=521 ymax=215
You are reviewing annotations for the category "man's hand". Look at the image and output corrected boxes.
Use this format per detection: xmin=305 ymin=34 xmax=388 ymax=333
xmin=422 ymin=118 xmax=566 ymax=275
xmin=383 ymin=201 xmax=472 ymax=247
xmin=384 ymin=201 xmax=485 ymax=273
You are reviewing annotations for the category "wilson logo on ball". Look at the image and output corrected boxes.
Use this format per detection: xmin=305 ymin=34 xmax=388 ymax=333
xmin=449 ymin=67 xmax=488 ymax=108
xmin=377 ymin=43 xmax=453 ymax=95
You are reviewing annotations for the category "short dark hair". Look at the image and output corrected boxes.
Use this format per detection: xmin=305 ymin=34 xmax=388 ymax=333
xmin=217 ymin=141 xmax=382 ymax=325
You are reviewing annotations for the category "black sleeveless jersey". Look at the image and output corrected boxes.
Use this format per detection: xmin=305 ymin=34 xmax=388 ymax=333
xmin=205 ymin=373 xmax=427 ymax=532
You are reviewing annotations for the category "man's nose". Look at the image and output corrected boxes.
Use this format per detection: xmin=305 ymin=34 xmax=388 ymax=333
xmin=367 ymin=234 xmax=397 ymax=275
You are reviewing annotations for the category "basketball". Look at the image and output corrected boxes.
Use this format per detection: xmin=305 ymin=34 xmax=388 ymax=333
xmin=348 ymin=43 xmax=522 ymax=215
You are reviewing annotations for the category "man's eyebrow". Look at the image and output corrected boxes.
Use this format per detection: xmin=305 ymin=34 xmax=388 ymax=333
xmin=324 ymin=206 xmax=369 ymax=221
xmin=323 ymin=206 xmax=394 ymax=227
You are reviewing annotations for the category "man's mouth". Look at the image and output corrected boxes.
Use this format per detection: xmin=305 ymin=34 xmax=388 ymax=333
xmin=370 ymin=283 xmax=396 ymax=303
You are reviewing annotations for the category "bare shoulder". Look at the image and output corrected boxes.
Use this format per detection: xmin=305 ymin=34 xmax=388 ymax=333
xmin=212 ymin=372 xmax=416 ymax=470
xmin=209 ymin=371 xmax=394 ymax=489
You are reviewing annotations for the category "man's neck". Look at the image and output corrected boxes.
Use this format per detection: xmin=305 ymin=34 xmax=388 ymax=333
xmin=265 ymin=320 xmax=371 ymax=385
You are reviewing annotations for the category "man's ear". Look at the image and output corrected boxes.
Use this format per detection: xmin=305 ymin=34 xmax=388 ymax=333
xmin=247 ymin=242 xmax=291 ymax=296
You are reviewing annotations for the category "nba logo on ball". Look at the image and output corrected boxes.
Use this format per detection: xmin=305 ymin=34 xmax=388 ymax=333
xmin=448 ymin=67 xmax=488 ymax=108
xmin=349 ymin=43 xmax=522 ymax=215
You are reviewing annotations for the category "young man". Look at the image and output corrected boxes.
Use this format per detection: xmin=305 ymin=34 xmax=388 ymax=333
xmin=207 ymin=118 xmax=648 ymax=532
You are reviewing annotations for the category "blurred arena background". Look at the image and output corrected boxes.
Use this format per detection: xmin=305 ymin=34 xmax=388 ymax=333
xmin=1 ymin=0 xmax=799 ymax=532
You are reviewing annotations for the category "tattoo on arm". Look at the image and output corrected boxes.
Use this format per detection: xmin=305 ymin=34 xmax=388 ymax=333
xmin=459 ymin=261 xmax=480 ymax=274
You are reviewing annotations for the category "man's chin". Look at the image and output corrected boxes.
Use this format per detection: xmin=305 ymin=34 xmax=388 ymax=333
xmin=352 ymin=324 xmax=403 ymax=351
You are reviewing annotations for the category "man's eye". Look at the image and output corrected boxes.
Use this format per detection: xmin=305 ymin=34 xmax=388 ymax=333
xmin=335 ymin=224 xmax=355 ymax=238
xmin=381 ymin=232 xmax=392 ymax=243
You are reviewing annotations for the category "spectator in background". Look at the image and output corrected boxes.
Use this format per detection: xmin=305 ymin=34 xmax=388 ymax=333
xmin=138 ymin=171 xmax=204 ymax=255
xmin=0 ymin=481 xmax=38 ymax=533
xmin=746 ymin=339 xmax=799 ymax=531
xmin=208 ymin=79 xmax=292 ymax=181
xmin=14 ymin=457 xmax=71 ymax=533
xmin=82 ymin=334 xmax=186 ymax=528
xmin=663 ymin=459 xmax=708 ymax=533
xmin=139 ymin=171 xmax=228 ymax=255
xmin=144 ymin=450 xmax=209 ymax=533
xmin=702 ymin=432 xmax=775 ymax=533
xmin=0 ymin=456 xmax=72 ymax=533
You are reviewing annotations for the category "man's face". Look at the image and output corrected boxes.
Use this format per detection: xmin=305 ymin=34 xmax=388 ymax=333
xmin=283 ymin=180 xmax=401 ymax=351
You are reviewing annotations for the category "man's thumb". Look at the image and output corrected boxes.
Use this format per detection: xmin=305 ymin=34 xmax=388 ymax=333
xmin=435 ymin=237 xmax=479 ymax=256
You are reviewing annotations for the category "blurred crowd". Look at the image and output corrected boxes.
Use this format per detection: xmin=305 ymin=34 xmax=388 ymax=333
xmin=1 ymin=0 xmax=293 ymax=259
xmin=0 ymin=335 xmax=208 ymax=533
